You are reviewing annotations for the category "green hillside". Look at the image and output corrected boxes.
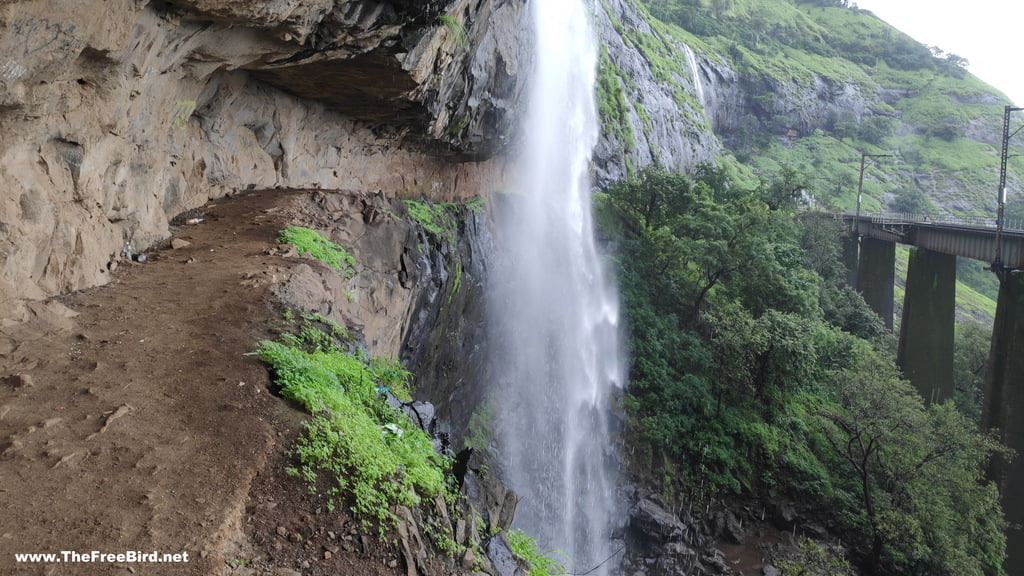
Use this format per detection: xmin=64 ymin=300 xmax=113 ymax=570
xmin=639 ymin=0 xmax=1024 ymax=215
xmin=611 ymin=0 xmax=1024 ymax=317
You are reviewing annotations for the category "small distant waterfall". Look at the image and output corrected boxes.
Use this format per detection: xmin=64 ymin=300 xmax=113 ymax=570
xmin=684 ymin=44 xmax=707 ymax=111
xmin=488 ymin=0 xmax=624 ymax=574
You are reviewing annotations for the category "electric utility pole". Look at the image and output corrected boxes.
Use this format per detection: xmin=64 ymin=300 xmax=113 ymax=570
xmin=855 ymin=152 xmax=892 ymax=234
xmin=995 ymin=105 xmax=1024 ymax=269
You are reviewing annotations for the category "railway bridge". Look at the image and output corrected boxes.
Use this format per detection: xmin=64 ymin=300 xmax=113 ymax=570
xmin=836 ymin=211 xmax=1024 ymax=571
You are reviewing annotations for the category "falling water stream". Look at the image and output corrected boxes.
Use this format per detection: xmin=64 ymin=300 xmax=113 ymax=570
xmin=683 ymin=44 xmax=707 ymax=111
xmin=490 ymin=1 xmax=624 ymax=574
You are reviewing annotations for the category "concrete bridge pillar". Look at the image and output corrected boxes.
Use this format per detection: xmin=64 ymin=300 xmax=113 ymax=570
xmin=897 ymin=248 xmax=955 ymax=403
xmin=856 ymin=237 xmax=895 ymax=330
xmin=842 ymin=234 xmax=859 ymax=288
xmin=983 ymin=270 xmax=1024 ymax=574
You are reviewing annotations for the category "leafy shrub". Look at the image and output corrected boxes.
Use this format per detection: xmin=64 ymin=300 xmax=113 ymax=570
xmin=507 ymin=529 xmax=568 ymax=576
xmin=257 ymin=334 xmax=449 ymax=532
xmin=777 ymin=537 xmax=855 ymax=576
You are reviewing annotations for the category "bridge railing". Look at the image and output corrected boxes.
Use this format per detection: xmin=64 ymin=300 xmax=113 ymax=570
xmin=833 ymin=211 xmax=1024 ymax=232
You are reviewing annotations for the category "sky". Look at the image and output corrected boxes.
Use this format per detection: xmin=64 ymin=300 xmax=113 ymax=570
xmin=852 ymin=0 xmax=1024 ymax=106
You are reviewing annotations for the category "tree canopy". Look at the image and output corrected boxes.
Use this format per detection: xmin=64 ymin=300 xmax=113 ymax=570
xmin=601 ymin=164 xmax=1008 ymax=574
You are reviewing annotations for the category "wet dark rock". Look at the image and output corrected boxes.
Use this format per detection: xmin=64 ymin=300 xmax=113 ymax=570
xmin=802 ymin=522 xmax=829 ymax=539
xmin=452 ymin=447 xmax=473 ymax=488
xmin=400 ymin=208 xmax=494 ymax=446
xmin=768 ymin=491 xmax=799 ymax=528
xmin=629 ymin=497 xmax=688 ymax=545
xmin=486 ymin=532 xmax=523 ymax=576
xmin=712 ymin=510 xmax=745 ymax=545
xmin=402 ymin=400 xmax=436 ymax=432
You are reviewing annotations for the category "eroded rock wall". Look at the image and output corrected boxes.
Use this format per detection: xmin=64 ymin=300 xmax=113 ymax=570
xmin=592 ymin=0 xmax=722 ymax=186
xmin=0 ymin=0 xmax=528 ymax=311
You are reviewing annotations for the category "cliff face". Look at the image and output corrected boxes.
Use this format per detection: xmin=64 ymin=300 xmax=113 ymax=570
xmin=3 ymin=0 xmax=1007 ymax=315
xmin=590 ymin=0 xmax=886 ymax=187
xmin=0 ymin=0 xmax=529 ymax=312
xmin=0 ymin=0 xmax=750 ymax=315
xmin=592 ymin=0 xmax=722 ymax=186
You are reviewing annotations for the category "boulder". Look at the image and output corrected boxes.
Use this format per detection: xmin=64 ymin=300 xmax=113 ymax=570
xmin=629 ymin=497 xmax=687 ymax=545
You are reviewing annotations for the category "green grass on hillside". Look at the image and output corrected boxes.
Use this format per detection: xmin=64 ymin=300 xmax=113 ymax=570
xmin=894 ymin=246 xmax=996 ymax=327
xmin=634 ymin=0 xmax=1017 ymax=298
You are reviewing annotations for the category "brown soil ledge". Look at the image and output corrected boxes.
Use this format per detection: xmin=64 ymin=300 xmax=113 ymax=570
xmin=0 ymin=189 xmax=413 ymax=576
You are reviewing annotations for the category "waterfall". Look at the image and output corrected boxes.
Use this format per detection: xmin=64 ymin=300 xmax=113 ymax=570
xmin=683 ymin=44 xmax=707 ymax=111
xmin=489 ymin=0 xmax=624 ymax=574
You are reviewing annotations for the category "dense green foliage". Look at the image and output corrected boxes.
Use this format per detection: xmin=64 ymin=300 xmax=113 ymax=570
xmin=597 ymin=44 xmax=636 ymax=153
xmin=278 ymin=226 xmax=356 ymax=277
xmin=625 ymin=0 xmax=1024 ymax=306
xmin=817 ymin=351 xmax=1006 ymax=574
xmin=602 ymin=165 xmax=1007 ymax=574
xmin=256 ymin=317 xmax=449 ymax=532
xmin=954 ymin=321 xmax=993 ymax=423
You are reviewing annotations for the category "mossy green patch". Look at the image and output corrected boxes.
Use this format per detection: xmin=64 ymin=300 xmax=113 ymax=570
xmin=404 ymin=197 xmax=483 ymax=244
xmin=278 ymin=226 xmax=356 ymax=278
xmin=597 ymin=45 xmax=635 ymax=151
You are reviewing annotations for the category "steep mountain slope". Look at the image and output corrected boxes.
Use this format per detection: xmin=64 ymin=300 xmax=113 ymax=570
xmin=591 ymin=0 xmax=1024 ymax=312
xmin=600 ymin=0 xmax=1022 ymax=220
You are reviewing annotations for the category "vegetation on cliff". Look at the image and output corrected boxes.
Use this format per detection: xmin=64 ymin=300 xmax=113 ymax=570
xmin=599 ymin=0 xmax=1024 ymax=317
xmin=600 ymin=165 xmax=1008 ymax=574
xmin=507 ymin=529 xmax=569 ymax=576
xmin=256 ymin=313 xmax=451 ymax=532
xmin=403 ymin=198 xmax=485 ymax=244
xmin=278 ymin=226 xmax=357 ymax=278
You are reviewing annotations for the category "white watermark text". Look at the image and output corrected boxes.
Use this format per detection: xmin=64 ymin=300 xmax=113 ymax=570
xmin=14 ymin=550 xmax=189 ymax=563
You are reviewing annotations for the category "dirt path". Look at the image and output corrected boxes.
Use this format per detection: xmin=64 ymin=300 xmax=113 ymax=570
xmin=0 ymin=189 xmax=307 ymax=575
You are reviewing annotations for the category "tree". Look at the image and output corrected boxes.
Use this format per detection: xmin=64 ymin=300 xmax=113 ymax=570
xmin=757 ymin=166 xmax=810 ymax=211
xmin=707 ymin=306 xmax=818 ymax=410
xmin=817 ymin=349 xmax=1007 ymax=575
xmin=830 ymin=110 xmax=859 ymax=143
xmin=605 ymin=165 xmax=693 ymax=234
xmin=799 ymin=215 xmax=885 ymax=340
xmin=607 ymin=165 xmax=757 ymax=317
xmin=953 ymin=321 xmax=991 ymax=423
xmin=858 ymin=116 xmax=895 ymax=145
xmin=891 ymin=186 xmax=934 ymax=214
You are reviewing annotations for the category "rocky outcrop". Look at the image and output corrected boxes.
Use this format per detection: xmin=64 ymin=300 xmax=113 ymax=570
xmin=0 ymin=0 xmax=526 ymax=311
xmin=398 ymin=202 xmax=493 ymax=442
xmin=589 ymin=0 xmax=879 ymax=185
xmin=704 ymin=69 xmax=875 ymax=141
xmin=622 ymin=490 xmax=744 ymax=576
xmin=263 ymin=186 xmax=491 ymax=452
xmin=263 ymin=187 xmax=513 ymax=576
xmin=592 ymin=0 xmax=721 ymax=186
